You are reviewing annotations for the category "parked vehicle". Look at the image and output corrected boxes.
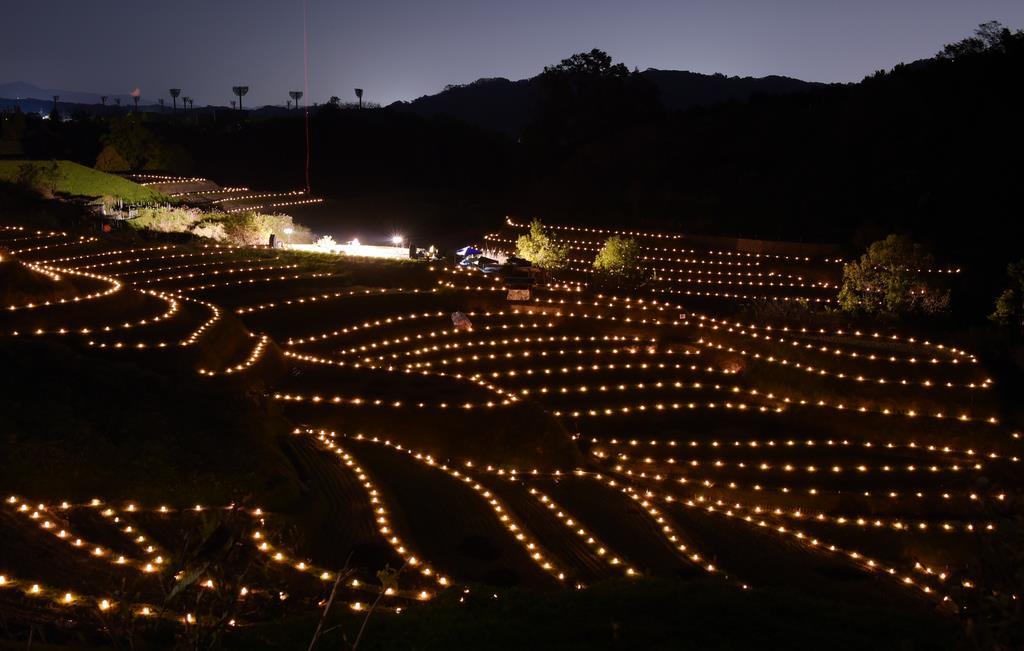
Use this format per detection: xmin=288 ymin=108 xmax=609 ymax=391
xmin=460 ymin=255 xmax=498 ymax=270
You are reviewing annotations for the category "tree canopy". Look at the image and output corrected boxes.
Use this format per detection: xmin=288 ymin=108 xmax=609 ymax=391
xmin=101 ymin=116 xmax=161 ymax=170
xmin=938 ymin=21 xmax=1022 ymax=60
xmin=515 ymin=219 xmax=569 ymax=270
xmin=593 ymin=235 xmax=646 ymax=283
xmin=94 ymin=144 xmax=130 ymax=172
xmin=837 ymin=234 xmax=950 ymax=316
xmin=15 ymin=160 xmax=62 ymax=197
xmin=990 ymin=260 xmax=1024 ymax=331
xmin=529 ymin=49 xmax=660 ymax=152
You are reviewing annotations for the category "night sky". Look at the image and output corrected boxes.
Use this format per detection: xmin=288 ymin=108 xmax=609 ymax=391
xmin=4 ymin=0 xmax=1023 ymax=107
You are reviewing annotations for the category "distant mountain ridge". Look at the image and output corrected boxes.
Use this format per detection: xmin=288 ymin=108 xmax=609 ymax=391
xmin=2 ymin=69 xmax=823 ymax=131
xmin=0 ymin=81 xmax=147 ymax=106
xmin=389 ymin=68 xmax=825 ymax=135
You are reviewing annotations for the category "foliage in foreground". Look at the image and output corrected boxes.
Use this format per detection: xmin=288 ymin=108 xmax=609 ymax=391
xmin=837 ymin=234 xmax=950 ymax=316
xmin=515 ymin=219 xmax=569 ymax=270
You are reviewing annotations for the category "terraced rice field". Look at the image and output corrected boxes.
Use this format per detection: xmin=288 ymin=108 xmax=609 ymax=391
xmin=0 ymin=217 xmax=1019 ymax=636
xmin=123 ymin=173 xmax=324 ymax=214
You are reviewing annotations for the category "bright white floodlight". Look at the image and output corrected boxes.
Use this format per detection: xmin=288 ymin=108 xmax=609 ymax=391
xmin=391 ymin=235 xmax=404 ymax=245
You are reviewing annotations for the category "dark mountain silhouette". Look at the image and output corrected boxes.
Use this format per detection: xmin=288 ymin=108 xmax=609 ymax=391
xmin=389 ymin=78 xmax=538 ymax=135
xmin=0 ymin=81 xmax=144 ymax=106
xmin=641 ymin=69 xmax=826 ymax=110
xmin=389 ymin=69 xmax=824 ymax=135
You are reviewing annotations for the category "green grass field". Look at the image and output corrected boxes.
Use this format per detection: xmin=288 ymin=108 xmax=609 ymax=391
xmin=0 ymin=160 xmax=166 ymax=203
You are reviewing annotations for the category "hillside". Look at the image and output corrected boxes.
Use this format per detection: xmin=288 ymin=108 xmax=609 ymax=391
xmin=0 ymin=202 xmax=1014 ymax=649
xmin=390 ymin=69 xmax=822 ymax=135
xmin=525 ymin=33 xmax=1024 ymax=256
xmin=0 ymin=160 xmax=166 ymax=203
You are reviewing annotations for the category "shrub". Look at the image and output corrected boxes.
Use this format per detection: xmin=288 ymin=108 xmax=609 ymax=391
xmin=16 ymin=160 xmax=62 ymax=197
xmin=593 ymin=235 xmax=646 ymax=282
xmin=190 ymin=218 xmax=228 ymax=242
xmin=220 ymin=211 xmax=301 ymax=247
xmin=515 ymin=219 xmax=568 ymax=270
xmin=113 ymin=203 xmax=313 ymax=248
xmin=285 ymin=222 xmax=313 ymax=244
xmin=838 ymin=234 xmax=950 ymax=316
xmin=129 ymin=206 xmax=202 ymax=233
xmin=316 ymin=235 xmax=337 ymax=248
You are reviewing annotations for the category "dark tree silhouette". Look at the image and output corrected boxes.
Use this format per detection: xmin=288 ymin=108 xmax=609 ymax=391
xmin=990 ymin=260 xmax=1024 ymax=332
xmin=100 ymin=96 xmax=108 ymax=106
xmin=232 ymin=86 xmax=249 ymax=110
xmin=169 ymin=88 xmax=181 ymax=112
xmin=289 ymin=90 xmax=303 ymax=109
xmin=528 ymin=48 xmax=660 ymax=154
xmin=939 ymin=21 xmax=1015 ymax=59
xmin=355 ymin=88 xmax=363 ymax=108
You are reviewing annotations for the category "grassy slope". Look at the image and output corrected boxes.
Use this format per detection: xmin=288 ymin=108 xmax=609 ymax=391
xmin=0 ymin=160 xmax=165 ymax=203
xmin=0 ymin=339 xmax=302 ymax=511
